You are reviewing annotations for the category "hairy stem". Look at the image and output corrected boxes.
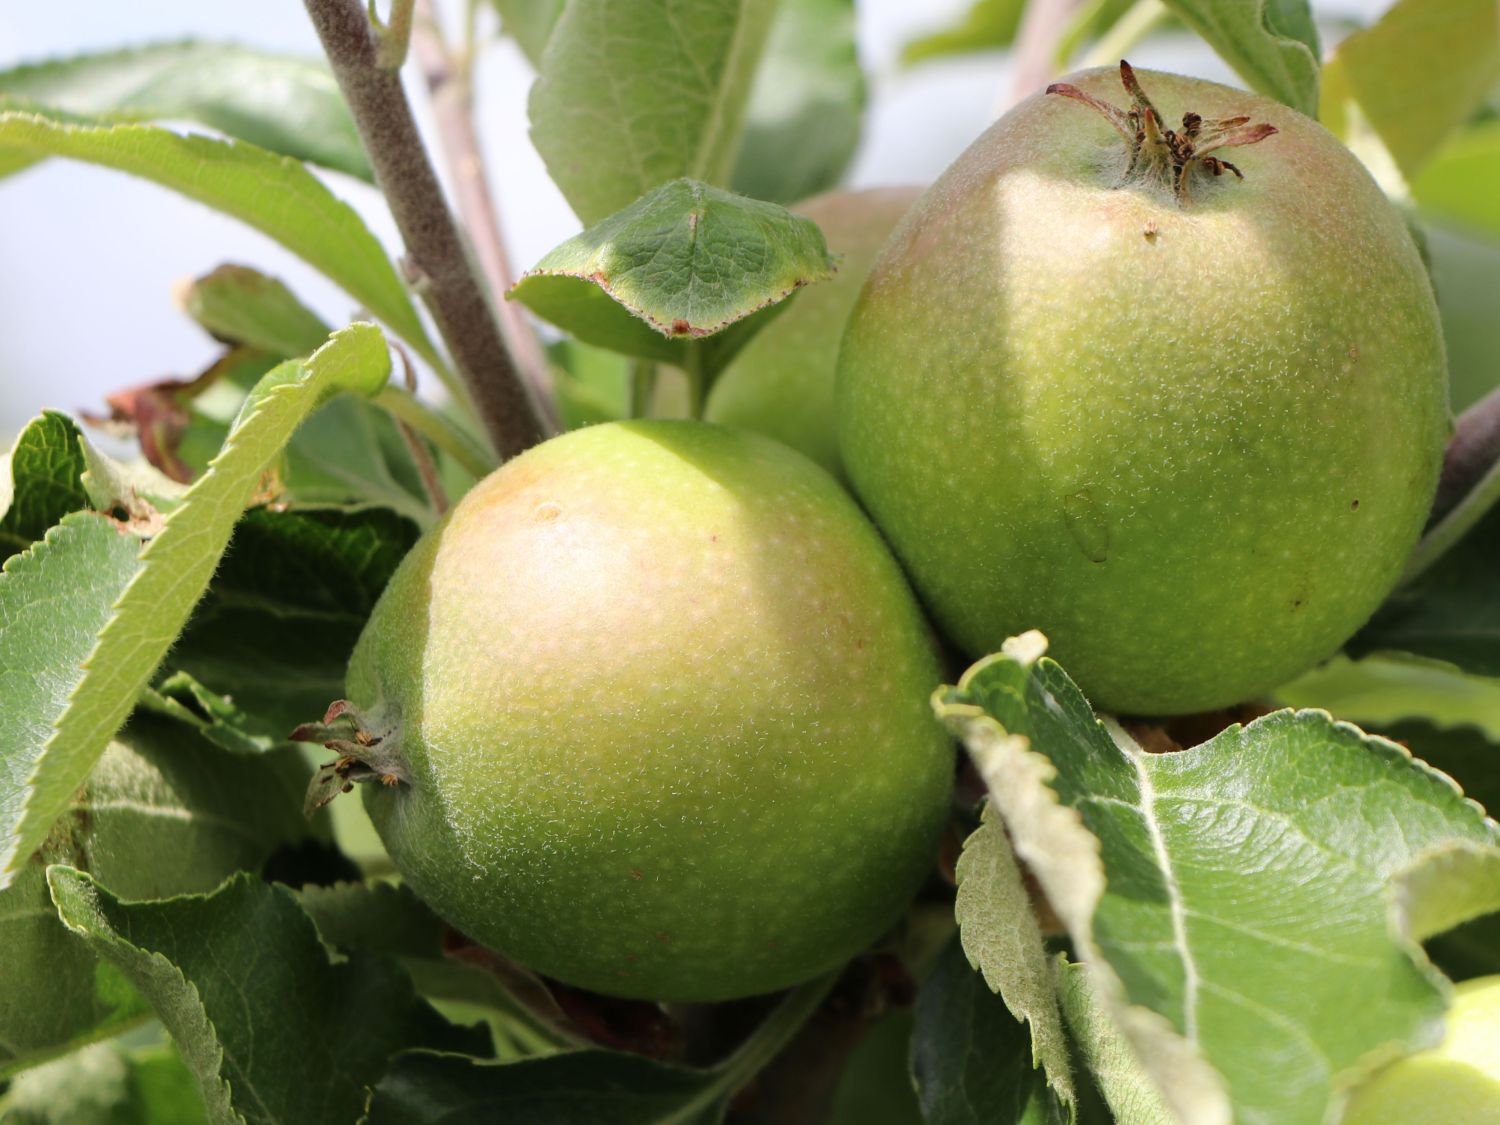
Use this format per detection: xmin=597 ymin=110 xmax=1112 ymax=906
xmin=411 ymin=0 xmax=561 ymax=434
xmin=305 ymin=0 xmax=546 ymax=459
xmin=1404 ymin=386 xmax=1500 ymax=582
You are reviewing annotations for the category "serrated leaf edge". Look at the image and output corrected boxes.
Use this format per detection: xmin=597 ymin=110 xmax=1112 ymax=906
xmin=513 ymin=265 xmax=828 ymax=340
xmin=953 ymin=805 xmax=1079 ymax=1113
xmin=935 ymin=633 xmax=1233 ymax=1125
xmin=46 ymin=864 xmax=242 ymax=1125
xmin=0 ymin=110 xmax=436 ymax=371
xmin=2 ymin=326 xmax=388 ymax=887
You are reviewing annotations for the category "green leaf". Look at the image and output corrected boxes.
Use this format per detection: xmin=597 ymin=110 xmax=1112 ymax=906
xmin=901 ymin=0 xmax=1027 ymax=64
xmin=172 ymin=350 xmax=285 ymax=480
xmin=0 ymin=857 xmax=147 ymax=1081
xmin=0 ymin=514 xmax=144 ymax=870
xmin=0 ymin=412 xmax=90 ymax=558
xmin=729 ymin=0 xmax=865 ymax=205
xmin=366 ymin=975 xmax=834 ymax=1123
xmin=0 ymin=147 xmax=40 ymax=177
xmin=1413 ymin=123 xmax=1500 ymax=240
xmin=0 ymin=111 xmax=441 ymax=371
xmin=279 ymin=398 xmax=432 ymax=522
xmin=953 ymin=804 xmax=1075 ymax=1109
xmin=529 ymin=0 xmax=780 ymax=225
xmin=298 ymin=881 xmax=576 ymax=1054
xmin=911 ymin=939 xmax=1070 ymax=1125
xmin=0 ymin=325 xmax=390 ymax=889
xmin=828 ymin=1009 xmax=923 ymax=1125
xmin=158 ymin=504 xmax=418 ymax=747
xmin=1053 ymin=0 xmax=1171 ymax=70
xmin=167 ymin=273 xmax=441 ymax=520
xmin=1330 ymin=0 xmax=1500 ymax=178
xmin=69 ymin=718 xmax=314 ymax=897
xmin=937 ymin=633 xmax=1500 ymax=1125
xmin=509 ymin=178 xmax=834 ymax=370
xmin=492 ymin=0 xmax=565 ymax=68
xmin=367 ymin=1050 xmax=722 ymax=1125
xmin=1056 ymin=962 xmax=1173 ymax=1125
xmin=548 ymin=339 xmax=632 ymax=430
xmin=297 ymin=880 xmax=448 ymax=959
xmin=1276 ymin=655 xmax=1500 ymax=741
xmin=1158 ymin=0 xmax=1319 ymax=117
xmin=0 ymin=41 xmax=371 ymax=181
xmin=1380 ymin=720 xmax=1500 ymax=823
xmin=0 ymin=718 xmax=314 ymax=1078
xmin=0 ymin=1040 xmax=206 ymax=1125
xmin=48 ymin=868 xmax=486 ymax=1125
xmin=178 ymin=264 xmax=332 ymax=358
xmin=142 ymin=674 xmax=268 ymax=757
xmin=1351 ymin=500 xmax=1500 ymax=677
xmin=1425 ymin=220 xmax=1500 ymax=411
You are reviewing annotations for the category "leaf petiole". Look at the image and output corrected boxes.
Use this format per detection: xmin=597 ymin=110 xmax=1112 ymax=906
xmin=374 ymin=384 xmax=495 ymax=480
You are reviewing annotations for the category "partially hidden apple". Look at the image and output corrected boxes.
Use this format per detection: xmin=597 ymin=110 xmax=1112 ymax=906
xmin=837 ymin=63 xmax=1448 ymax=715
xmin=1341 ymin=975 xmax=1500 ymax=1124
xmin=334 ymin=420 xmax=954 ymax=1002
xmin=706 ymin=186 xmax=922 ymax=481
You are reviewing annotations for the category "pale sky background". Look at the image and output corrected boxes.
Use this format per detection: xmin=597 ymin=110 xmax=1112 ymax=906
xmin=0 ymin=1 xmax=1391 ymax=436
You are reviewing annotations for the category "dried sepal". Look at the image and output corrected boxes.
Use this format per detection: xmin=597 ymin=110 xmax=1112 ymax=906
xmin=1047 ymin=59 xmax=1278 ymax=204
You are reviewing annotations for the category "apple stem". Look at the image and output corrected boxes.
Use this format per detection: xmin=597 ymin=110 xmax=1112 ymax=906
xmin=723 ymin=958 xmax=913 ymax=1124
xmin=1402 ymin=385 xmax=1500 ymax=582
xmin=1433 ymin=384 xmax=1500 ymax=522
xmin=304 ymin=0 xmax=548 ymax=460
xmin=629 ymin=359 xmax=658 ymax=419
xmin=1047 ymin=61 xmax=1277 ymax=204
xmin=387 ymin=341 xmax=451 ymax=515
xmin=683 ymin=343 xmax=709 ymax=421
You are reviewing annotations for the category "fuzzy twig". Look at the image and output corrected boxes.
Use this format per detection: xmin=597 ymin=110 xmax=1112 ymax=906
xmin=305 ymin=0 xmax=546 ymax=459
xmin=410 ymin=0 xmax=561 ymax=433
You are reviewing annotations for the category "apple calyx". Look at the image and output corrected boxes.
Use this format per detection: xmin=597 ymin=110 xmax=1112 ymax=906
xmin=1047 ymin=60 xmax=1277 ymax=204
xmin=290 ymin=699 xmax=408 ymax=816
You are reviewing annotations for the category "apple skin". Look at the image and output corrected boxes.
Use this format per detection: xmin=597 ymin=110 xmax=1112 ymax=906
xmin=706 ymin=187 xmax=923 ymax=481
xmin=1341 ymin=976 xmax=1500 ymax=1124
xmin=837 ymin=66 xmax=1449 ymax=716
xmin=352 ymin=420 xmax=954 ymax=1002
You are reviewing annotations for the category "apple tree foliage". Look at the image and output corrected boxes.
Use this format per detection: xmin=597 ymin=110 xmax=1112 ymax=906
xmin=1 ymin=0 xmax=1499 ymax=1121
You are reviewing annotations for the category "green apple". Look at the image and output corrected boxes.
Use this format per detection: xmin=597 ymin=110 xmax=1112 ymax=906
xmin=346 ymin=420 xmax=954 ymax=1002
xmin=706 ymin=187 xmax=922 ymax=480
xmin=837 ymin=64 xmax=1448 ymax=715
xmin=1341 ymin=975 xmax=1500 ymax=1124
